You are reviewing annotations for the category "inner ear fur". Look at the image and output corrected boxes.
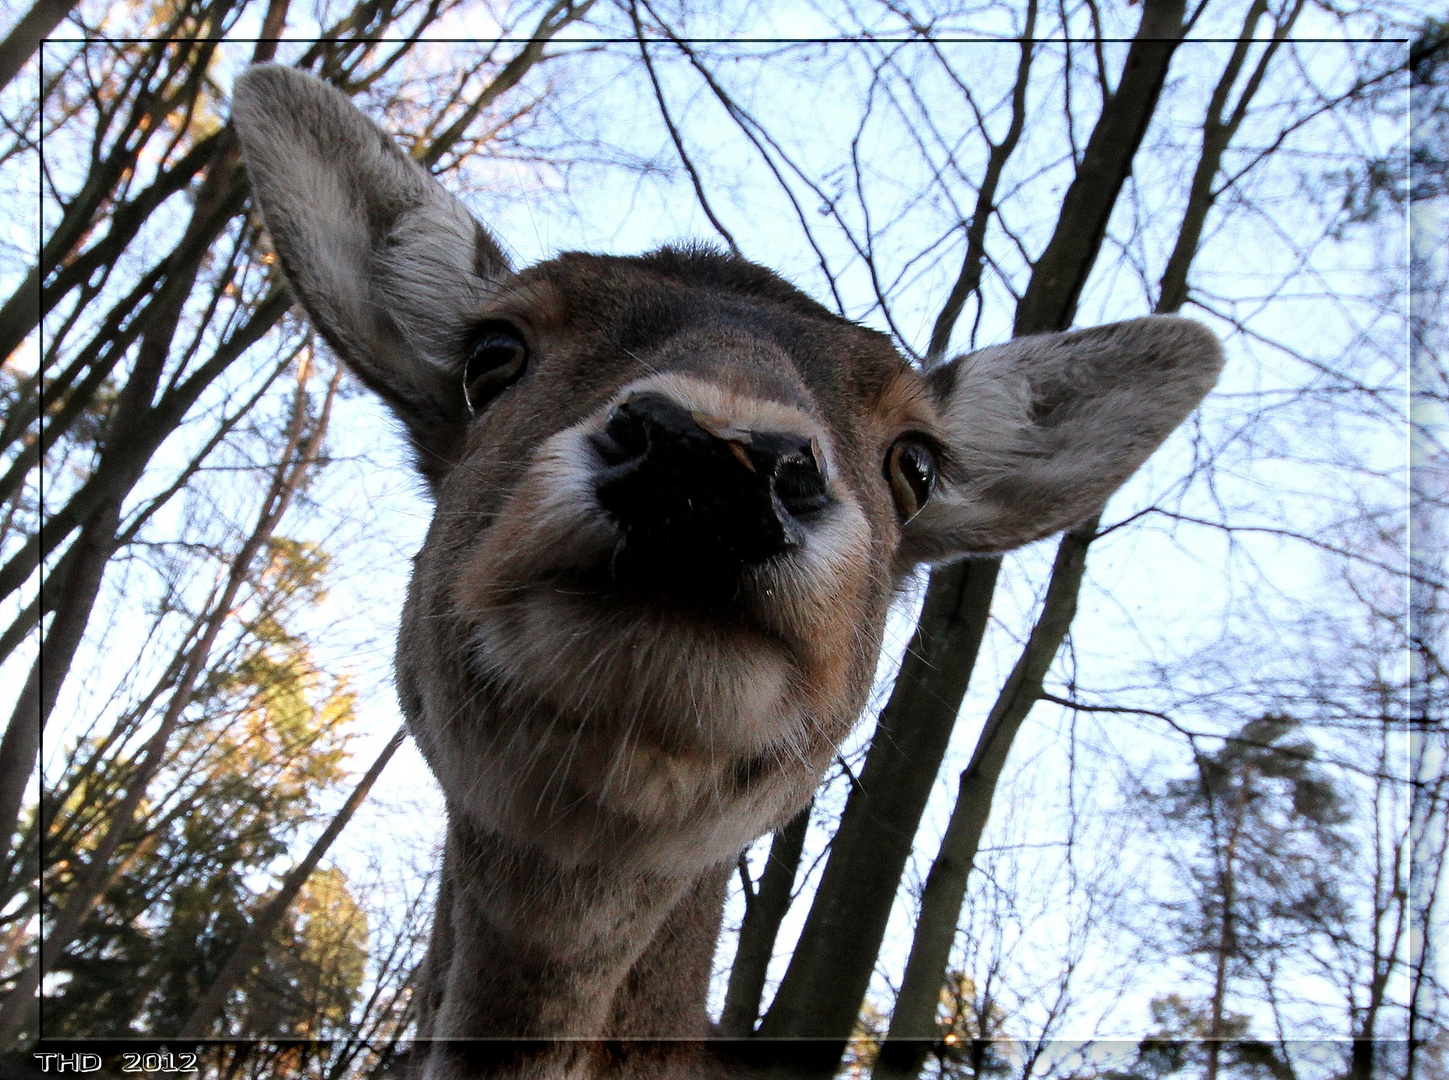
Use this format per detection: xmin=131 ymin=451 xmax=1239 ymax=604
xmin=231 ymin=64 xmax=511 ymax=486
xmin=904 ymin=315 xmax=1224 ymax=561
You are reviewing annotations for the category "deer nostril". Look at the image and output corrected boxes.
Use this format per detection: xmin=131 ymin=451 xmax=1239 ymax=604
xmin=757 ymin=435 xmax=829 ymax=519
xmin=597 ymin=400 xmax=653 ymax=465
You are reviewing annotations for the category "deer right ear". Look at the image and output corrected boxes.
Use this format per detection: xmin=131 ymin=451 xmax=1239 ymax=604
xmin=902 ymin=316 xmax=1223 ymax=561
xmin=232 ymin=65 xmax=511 ymax=485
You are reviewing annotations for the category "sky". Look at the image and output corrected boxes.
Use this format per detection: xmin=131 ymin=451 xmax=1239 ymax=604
xmin=8 ymin=0 xmax=1426 ymax=1055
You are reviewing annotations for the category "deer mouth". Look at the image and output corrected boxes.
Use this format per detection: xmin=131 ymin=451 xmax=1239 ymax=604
xmin=445 ymin=546 xmax=866 ymax=869
xmin=434 ymin=405 xmax=877 ymax=867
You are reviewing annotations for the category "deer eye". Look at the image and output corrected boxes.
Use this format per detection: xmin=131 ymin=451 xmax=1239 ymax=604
xmin=463 ymin=322 xmax=528 ymax=414
xmin=885 ymin=437 xmax=936 ymax=523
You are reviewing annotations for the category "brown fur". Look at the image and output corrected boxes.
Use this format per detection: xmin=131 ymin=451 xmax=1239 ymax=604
xmin=231 ymin=66 xmax=1224 ymax=1079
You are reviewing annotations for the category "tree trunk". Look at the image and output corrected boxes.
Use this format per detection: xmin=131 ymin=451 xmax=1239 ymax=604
xmin=1205 ymin=790 xmax=1245 ymax=1080
xmin=874 ymin=517 xmax=1095 ymax=1080
xmin=718 ymin=803 xmax=811 ymax=1037
xmin=417 ymin=0 xmax=594 ymax=170
xmin=0 ymin=135 xmax=249 ymax=607
xmin=0 ymin=366 xmax=333 ymax=1045
xmin=1013 ymin=0 xmax=1186 ymax=338
xmin=755 ymin=556 xmax=999 ymax=1054
xmin=873 ymin=0 xmax=1311 ymax=1066
xmin=755 ymin=3 xmax=1186 ymax=1068
xmin=0 ymin=498 xmax=121 ymax=858
xmin=1156 ymin=0 xmax=1302 ymax=315
xmin=926 ymin=1 xmax=1036 ymax=362
xmin=0 ymin=0 xmax=78 ymax=95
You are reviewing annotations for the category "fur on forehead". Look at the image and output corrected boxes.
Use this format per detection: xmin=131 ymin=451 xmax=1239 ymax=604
xmin=490 ymin=247 xmax=921 ymax=431
xmin=537 ymin=245 xmax=844 ymax=321
xmin=499 ymin=246 xmax=889 ymax=351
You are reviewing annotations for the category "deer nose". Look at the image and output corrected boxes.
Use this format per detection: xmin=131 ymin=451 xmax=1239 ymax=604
xmin=592 ymin=393 xmax=830 ymax=575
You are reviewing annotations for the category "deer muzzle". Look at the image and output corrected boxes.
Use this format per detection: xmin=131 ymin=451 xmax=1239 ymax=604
xmin=591 ymin=392 xmax=831 ymax=585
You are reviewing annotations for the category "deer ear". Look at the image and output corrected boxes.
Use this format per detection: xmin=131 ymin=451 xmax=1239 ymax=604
xmin=232 ymin=64 xmax=511 ymax=485
xmin=903 ymin=316 xmax=1223 ymax=560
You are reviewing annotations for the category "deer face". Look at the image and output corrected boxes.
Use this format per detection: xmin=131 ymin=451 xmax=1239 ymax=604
xmin=232 ymin=66 xmax=1223 ymax=872
xmin=414 ymin=253 xmax=933 ymax=867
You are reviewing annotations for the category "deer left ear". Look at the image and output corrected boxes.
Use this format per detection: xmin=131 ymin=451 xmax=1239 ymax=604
xmin=902 ymin=316 xmax=1224 ymax=562
xmin=232 ymin=65 xmax=513 ymax=489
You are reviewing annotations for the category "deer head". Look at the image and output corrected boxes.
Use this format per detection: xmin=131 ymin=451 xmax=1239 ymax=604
xmin=231 ymin=64 xmax=1221 ymax=1057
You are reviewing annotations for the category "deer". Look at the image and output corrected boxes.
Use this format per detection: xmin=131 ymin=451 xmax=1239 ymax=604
xmin=229 ymin=65 xmax=1223 ymax=1080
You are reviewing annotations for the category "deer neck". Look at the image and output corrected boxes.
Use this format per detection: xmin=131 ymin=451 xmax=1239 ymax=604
xmin=418 ymin=814 xmax=727 ymax=1057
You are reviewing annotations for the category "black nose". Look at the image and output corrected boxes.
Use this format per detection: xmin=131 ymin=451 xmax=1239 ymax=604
xmin=592 ymin=393 xmax=830 ymax=582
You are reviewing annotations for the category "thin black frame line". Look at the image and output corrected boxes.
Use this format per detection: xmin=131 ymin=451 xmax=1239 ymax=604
xmin=35 ymin=31 xmax=48 ymax=1030
xmin=13 ymin=15 xmax=1421 ymax=1026
xmin=36 ymin=35 xmax=1405 ymax=45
